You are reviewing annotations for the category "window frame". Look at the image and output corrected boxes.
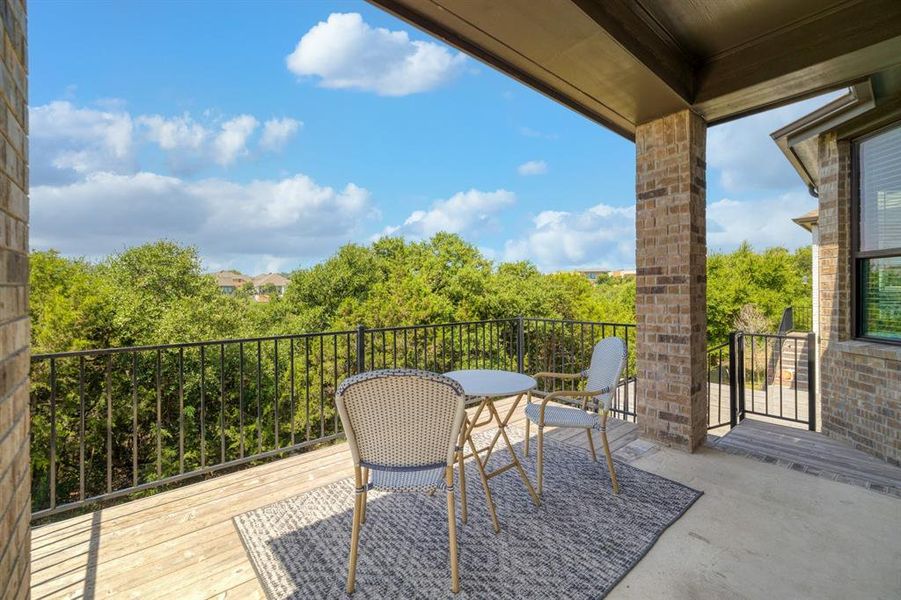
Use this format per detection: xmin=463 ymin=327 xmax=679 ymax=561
xmin=851 ymin=121 xmax=901 ymax=346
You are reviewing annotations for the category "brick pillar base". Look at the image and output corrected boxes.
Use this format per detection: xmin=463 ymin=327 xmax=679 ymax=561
xmin=635 ymin=109 xmax=708 ymax=452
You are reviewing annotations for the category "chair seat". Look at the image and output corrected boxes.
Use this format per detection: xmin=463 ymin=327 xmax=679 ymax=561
xmin=525 ymin=402 xmax=600 ymax=429
xmin=368 ymin=465 xmax=449 ymax=493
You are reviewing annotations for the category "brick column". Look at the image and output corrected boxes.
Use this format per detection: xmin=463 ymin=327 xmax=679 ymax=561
xmin=634 ymin=109 xmax=708 ymax=452
xmin=817 ymin=132 xmax=853 ymax=345
xmin=0 ymin=1 xmax=29 ymax=597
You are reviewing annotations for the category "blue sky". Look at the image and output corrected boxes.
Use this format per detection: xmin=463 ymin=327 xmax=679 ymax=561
xmin=29 ymin=0 xmax=830 ymax=274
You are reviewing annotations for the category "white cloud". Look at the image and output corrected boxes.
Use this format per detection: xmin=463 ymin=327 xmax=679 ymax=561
xmin=31 ymin=171 xmax=375 ymax=265
xmin=260 ymin=117 xmax=302 ymax=151
xmin=138 ymin=114 xmax=208 ymax=151
xmin=286 ymin=12 xmax=466 ymax=96
xmin=212 ymin=115 xmax=259 ymax=166
xmin=380 ymin=189 xmax=515 ymax=240
xmin=30 ymin=101 xmax=134 ymax=183
xmin=503 ymin=203 xmax=635 ymax=271
xmin=517 ymin=160 xmax=548 ymax=176
xmin=708 ymin=192 xmax=816 ymax=251
xmin=31 ymin=100 xmax=301 ymax=182
xmin=708 ymin=91 xmax=845 ymax=193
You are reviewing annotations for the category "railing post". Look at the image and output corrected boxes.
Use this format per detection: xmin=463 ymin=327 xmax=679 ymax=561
xmin=728 ymin=332 xmax=738 ymax=429
xmin=516 ymin=316 xmax=525 ymax=373
xmin=356 ymin=324 xmax=366 ymax=374
xmin=737 ymin=333 xmax=746 ymax=421
xmin=807 ymin=331 xmax=817 ymax=431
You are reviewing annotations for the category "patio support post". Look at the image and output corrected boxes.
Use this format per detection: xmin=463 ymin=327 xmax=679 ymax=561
xmin=634 ymin=109 xmax=709 ymax=452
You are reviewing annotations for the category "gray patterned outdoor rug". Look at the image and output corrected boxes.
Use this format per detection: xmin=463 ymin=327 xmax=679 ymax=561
xmin=234 ymin=429 xmax=702 ymax=599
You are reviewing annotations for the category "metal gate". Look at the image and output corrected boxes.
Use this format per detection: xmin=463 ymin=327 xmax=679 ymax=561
xmin=707 ymin=331 xmax=817 ymax=431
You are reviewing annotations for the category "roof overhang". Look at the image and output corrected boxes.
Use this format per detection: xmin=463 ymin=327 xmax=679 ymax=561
xmin=792 ymin=210 xmax=819 ymax=232
xmin=366 ymin=0 xmax=901 ymax=140
xmin=771 ymin=80 xmax=875 ymax=195
xmin=771 ymin=66 xmax=901 ymax=195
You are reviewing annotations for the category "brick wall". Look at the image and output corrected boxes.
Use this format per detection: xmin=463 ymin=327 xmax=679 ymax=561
xmin=817 ymin=131 xmax=901 ymax=466
xmin=634 ymin=110 xmax=708 ymax=452
xmin=0 ymin=0 xmax=29 ymax=597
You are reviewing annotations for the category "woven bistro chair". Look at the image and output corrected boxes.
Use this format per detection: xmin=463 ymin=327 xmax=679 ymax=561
xmin=524 ymin=337 xmax=627 ymax=497
xmin=335 ymin=369 xmax=467 ymax=595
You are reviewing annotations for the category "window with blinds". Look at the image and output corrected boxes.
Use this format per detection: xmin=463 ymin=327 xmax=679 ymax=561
xmin=857 ymin=123 xmax=901 ymax=342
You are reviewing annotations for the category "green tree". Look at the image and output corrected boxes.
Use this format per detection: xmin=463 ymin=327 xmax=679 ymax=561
xmin=707 ymin=242 xmax=811 ymax=344
xmin=30 ymin=250 xmax=116 ymax=353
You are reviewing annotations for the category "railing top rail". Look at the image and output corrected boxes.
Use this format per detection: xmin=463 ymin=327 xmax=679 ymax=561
xmin=31 ymin=317 xmax=639 ymax=361
xmin=737 ymin=331 xmax=811 ymax=340
xmin=31 ymin=329 xmax=360 ymax=360
xmin=364 ymin=317 xmax=518 ymax=333
xmin=522 ymin=317 xmax=635 ymax=327
xmin=707 ymin=341 xmax=730 ymax=353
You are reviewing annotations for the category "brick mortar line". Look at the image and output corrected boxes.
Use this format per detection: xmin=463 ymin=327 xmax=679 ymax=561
xmin=0 ymin=444 xmax=31 ymax=528
xmin=0 ymin=486 xmax=30 ymax=589
xmin=0 ymin=35 xmax=29 ymax=133
xmin=0 ymin=350 xmax=28 ymax=400
xmin=0 ymin=379 xmax=27 ymax=447
xmin=0 ymin=314 xmax=28 ymax=331
xmin=0 ymin=112 xmax=27 ymax=162
xmin=0 ymin=192 xmax=28 ymax=221
xmin=0 ymin=431 xmax=27 ymax=493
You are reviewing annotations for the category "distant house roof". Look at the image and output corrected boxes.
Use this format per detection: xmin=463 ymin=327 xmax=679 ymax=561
xmin=253 ymin=273 xmax=289 ymax=288
xmin=213 ymin=270 xmax=250 ymax=288
xmin=792 ymin=209 xmax=819 ymax=232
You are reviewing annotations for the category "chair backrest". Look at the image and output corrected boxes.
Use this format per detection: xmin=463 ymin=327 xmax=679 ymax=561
xmin=584 ymin=337 xmax=627 ymax=411
xmin=336 ymin=369 xmax=466 ymax=470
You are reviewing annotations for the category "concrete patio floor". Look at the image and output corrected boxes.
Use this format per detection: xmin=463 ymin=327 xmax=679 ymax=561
xmin=610 ymin=442 xmax=901 ymax=600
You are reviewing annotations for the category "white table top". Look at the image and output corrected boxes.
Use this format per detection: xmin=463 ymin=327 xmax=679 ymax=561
xmin=444 ymin=369 xmax=537 ymax=398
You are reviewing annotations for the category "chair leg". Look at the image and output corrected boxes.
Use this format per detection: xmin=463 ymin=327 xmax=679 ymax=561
xmin=458 ymin=423 xmax=468 ymax=525
xmin=347 ymin=468 xmax=365 ymax=594
xmin=360 ymin=467 xmax=369 ymax=524
xmin=599 ymin=411 xmax=620 ymax=494
xmin=445 ymin=466 xmax=460 ymax=593
xmin=585 ymin=428 xmax=597 ymax=462
xmin=536 ymin=425 xmax=544 ymax=498
xmin=524 ymin=418 xmax=531 ymax=457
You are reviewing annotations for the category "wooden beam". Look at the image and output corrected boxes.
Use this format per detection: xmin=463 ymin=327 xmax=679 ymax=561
xmin=569 ymin=0 xmax=695 ymax=102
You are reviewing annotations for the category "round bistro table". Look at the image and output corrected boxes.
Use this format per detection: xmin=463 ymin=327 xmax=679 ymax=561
xmin=444 ymin=369 xmax=541 ymax=533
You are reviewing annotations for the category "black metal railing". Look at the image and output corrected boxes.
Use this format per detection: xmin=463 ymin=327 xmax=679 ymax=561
xmin=708 ymin=330 xmax=816 ymax=432
xmin=738 ymin=331 xmax=816 ymax=429
xmin=779 ymin=305 xmax=813 ymax=333
xmin=521 ymin=318 xmax=636 ymax=419
xmin=30 ymin=317 xmax=636 ymax=520
xmin=706 ymin=338 xmax=732 ymax=430
xmin=30 ymin=331 xmax=357 ymax=520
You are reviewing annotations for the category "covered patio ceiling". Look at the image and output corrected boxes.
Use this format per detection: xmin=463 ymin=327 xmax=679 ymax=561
xmin=367 ymin=0 xmax=901 ymax=139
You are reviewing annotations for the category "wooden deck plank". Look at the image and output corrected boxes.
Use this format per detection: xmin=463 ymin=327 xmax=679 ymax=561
xmin=722 ymin=420 xmax=901 ymax=478
xmin=32 ymin=451 xmax=353 ymax=562
xmin=714 ymin=419 xmax=901 ymax=495
xmin=32 ymin=441 xmax=350 ymax=542
xmin=210 ymin=578 xmax=265 ymax=600
xmin=30 ymin=396 xmax=638 ymax=599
